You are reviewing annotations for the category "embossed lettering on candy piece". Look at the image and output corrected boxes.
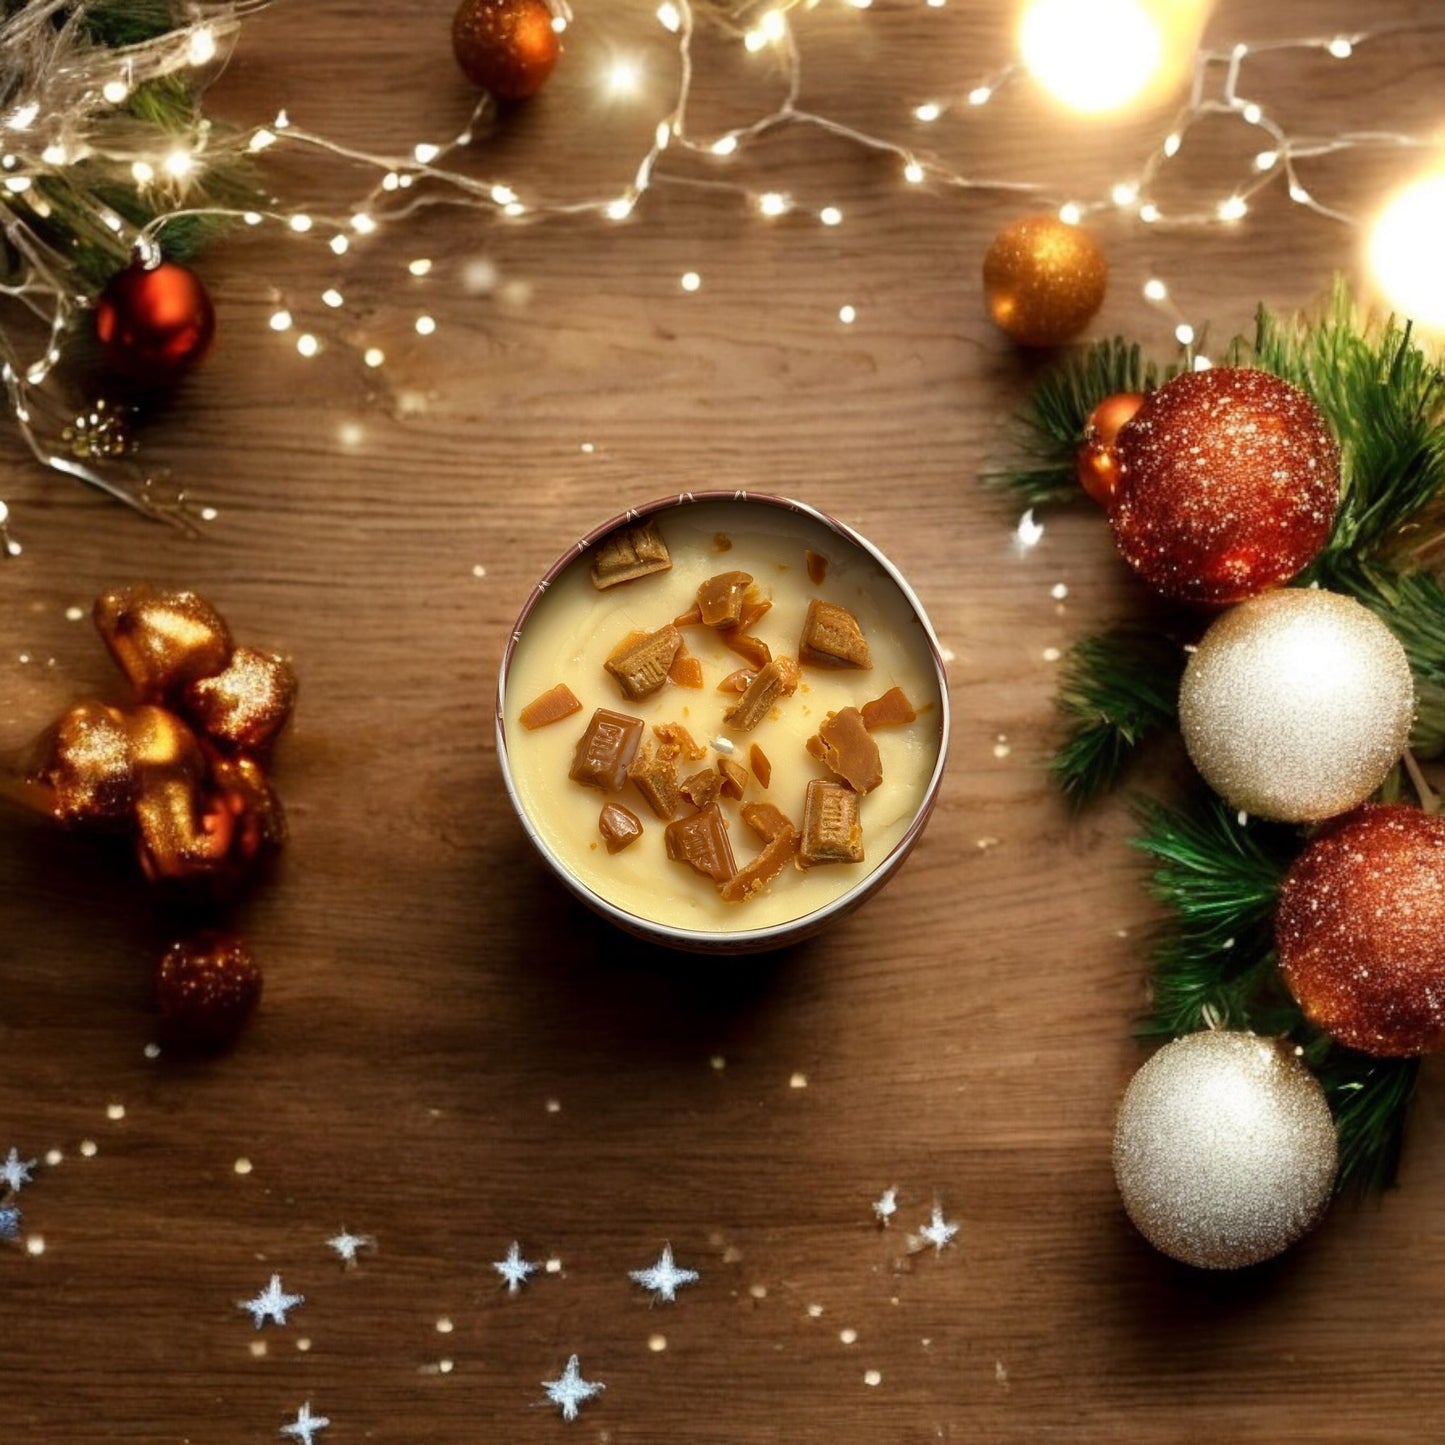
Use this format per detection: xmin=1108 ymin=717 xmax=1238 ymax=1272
xmin=799 ymin=598 xmax=872 ymax=670
xmin=604 ymin=624 xmax=682 ymax=701
xmin=664 ymin=803 xmax=737 ymax=883
xmin=590 ymin=519 xmax=672 ymax=590
xmin=799 ymin=778 xmax=864 ymax=867
xmin=569 ymin=709 xmax=644 ymax=792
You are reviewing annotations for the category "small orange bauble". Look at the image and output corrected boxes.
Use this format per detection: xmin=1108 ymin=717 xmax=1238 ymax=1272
xmin=94 ymin=260 xmax=215 ymax=379
xmin=983 ymin=215 xmax=1107 ymax=347
xmin=452 ymin=0 xmax=559 ymax=100
xmin=156 ymin=932 xmax=263 ymax=1051
xmin=1075 ymin=391 xmax=1145 ymax=506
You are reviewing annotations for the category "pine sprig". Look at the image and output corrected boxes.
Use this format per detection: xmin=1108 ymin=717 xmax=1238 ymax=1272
xmin=1051 ymin=629 xmax=1183 ymax=805
xmin=1131 ymin=795 xmax=1294 ymax=1038
xmin=1131 ymin=792 xmax=1421 ymax=1194
xmin=984 ymin=338 xmax=1168 ymax=507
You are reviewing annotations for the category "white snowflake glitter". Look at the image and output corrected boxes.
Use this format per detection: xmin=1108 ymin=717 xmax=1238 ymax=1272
xmin=1 ymin=1148 xmax=36 ymax=1193
xmin=629 ymin=1244 xmax=699 ymax=1303
xmin=327 ymin=1229 xmax=374 ymax=1265
xmin=279 ymin=1401 xmax=329 ymax=1443
xmin=872 ymin=1188 xmax=898 ymax=1224
xmin=494 ymin=1241 xmax=539 ymax=1295
xmin=917 ymin=1204 xmax=959 ymax=1253
xmin=239 ymin=1274 xmax=305 ymax=1329
xmin=542 ymin=1354 xmax=604 ymax=1422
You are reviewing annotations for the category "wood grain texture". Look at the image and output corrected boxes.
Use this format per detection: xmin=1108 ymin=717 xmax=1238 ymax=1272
xmin=3 ymin=1 xmax=1445 ymax=1439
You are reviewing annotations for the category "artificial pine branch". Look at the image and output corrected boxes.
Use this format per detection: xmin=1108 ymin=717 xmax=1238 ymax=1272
xmin=1051 ymin=629 xmax=1184 ymax=805
xmin=1316 ymin=1052 xmax=1420 ymax=1196
xmin=983 ymin=338 xmax=1169 ymax=508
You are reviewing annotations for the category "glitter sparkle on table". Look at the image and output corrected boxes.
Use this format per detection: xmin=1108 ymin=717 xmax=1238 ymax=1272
xmin=240 ymin=1274 xmax=305 ymax=1328
xmin=1 ymin=1148 xmax=36 ymax=1193
xmin=327 ymin=1229 xmax=374 ymax=1265
xmin=494 ymin=1240 xmax=539 ymax=1294
xmin=873 ymin=1188 xmax=898 ymax=1224
xmin=542 ymin=1354 xmax=605 ymax=1422
xmin=917 ymin=1205 xmax=959 ymax=1253
xmin=629 ymin=1244 xmax=700 ymax=1303
xmin=279 ymin=1401 xmax=330 ymax=1443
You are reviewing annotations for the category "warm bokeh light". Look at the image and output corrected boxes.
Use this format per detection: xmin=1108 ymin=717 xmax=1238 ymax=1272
xmin=1368 ymin=173 xmax=1445 ymax=330
xmin=1019 ymin=0 xmax=1207 ymax=114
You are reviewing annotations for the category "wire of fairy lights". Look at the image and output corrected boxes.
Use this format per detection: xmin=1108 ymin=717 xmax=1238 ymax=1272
xmin=2 ymin=0 xmax=1444 ymax=555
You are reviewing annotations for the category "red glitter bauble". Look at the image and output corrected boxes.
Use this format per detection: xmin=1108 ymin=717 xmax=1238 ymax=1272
xmin=1108 ymin=367 xmax=1340 ymax=606
xmin=94 ymin=260 xmax=215 ymax=380
xmin=1075 ymin=391 xmax=1144 ymax=506
xmin=452 ymin=0 xmax=559 ymax=100
xmin=1277 ymin=805 xmax=1445 ymax=1057
xmin=156 ymin=931 xmax=263 ymax=1051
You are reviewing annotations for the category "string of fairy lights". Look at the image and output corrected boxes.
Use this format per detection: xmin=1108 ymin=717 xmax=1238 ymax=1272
xmin=2 ymin=0 xmax=1445 ymax=555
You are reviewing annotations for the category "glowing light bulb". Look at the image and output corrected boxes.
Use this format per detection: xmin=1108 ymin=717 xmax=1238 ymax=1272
xmin=1020 ymin=0 xmax=1163 ymax=113
xmin=967 ymin=86 xmax=992 ymax=106
xmin=1368 ymin=173 xmax=1445 ymax=330
xmin=188 ymin=27 xmax=217 ymax=65
xmin=1142 ymin=278 xmax=1167 ymax=301
xmin=656 ymin=2 xmax=682 ymax=32
xmin=758 ymin=192 xmax=789 ymax=217
xmin=102 ymin=79 xmax=129 ymax=104
xmin=163 ymin=149 xmax=194 ymax=179
xmin=606 ymin=57 xmax=643 ymax=97
xmin=711 ymin=136 xmax=739 ymax=157
xmin=914 ymin=102 xmax=942 ymax=122
xmin=1217 ymin=194 xmax=1248 ymax=222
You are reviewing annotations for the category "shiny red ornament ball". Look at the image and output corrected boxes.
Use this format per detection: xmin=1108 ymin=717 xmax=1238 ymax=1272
xmin=94 ymin=260 xmax=215 ymax=380
xmin=1108 ymin=367 xmax=1340 ymax=606
xmin=1277 ymin=805 xmax=1445 ymax=1057
xmin=452 ymin=0 xmax=559 ymax=100
xmin=156 ymin=931 xmax=262 ymax=1051
xmin=1075 ymin=391 xmax=1144 ymax=506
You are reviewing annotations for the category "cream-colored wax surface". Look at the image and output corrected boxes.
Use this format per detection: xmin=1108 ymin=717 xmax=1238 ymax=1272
xmin=503 ymin=501 xmax=944 ymax=932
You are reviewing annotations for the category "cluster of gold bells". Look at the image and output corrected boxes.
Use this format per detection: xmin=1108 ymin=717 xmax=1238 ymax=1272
xmin=3 ymin=587 xmax=295 ymax=1050
xmin=14 ymin=585 xmax=295 ymax=889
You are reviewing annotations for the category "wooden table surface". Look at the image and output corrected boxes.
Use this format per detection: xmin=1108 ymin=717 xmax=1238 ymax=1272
xmin=4 ymin=1 xmax=1445 ymax=1439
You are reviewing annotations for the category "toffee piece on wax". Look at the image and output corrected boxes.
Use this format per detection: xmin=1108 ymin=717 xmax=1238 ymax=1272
xmin=605 ymin=624 xmax=682 ymax=701
xmin=799 ymin=599 xmax=872 ymax=670
xmin=569 ymin=709 xmax=644 ymax=791
xmin=590 ymin=519 xmax=673 ymax=590
xmin=665 ymin=802 xmax=737 ymax=883
xmin=800 ymin=779 xmax=864 ymax=867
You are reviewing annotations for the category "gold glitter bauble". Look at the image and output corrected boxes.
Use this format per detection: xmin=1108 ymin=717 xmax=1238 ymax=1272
xmin=1109 ymin=367 xmax=1340 ymax=605
xmin=982 ymin=215 xmax=1107 ymax=347
xmin=1179 ymin=588 xmax=1414 ymax=823
xmin=156 ymin=932 xmax=263 ymax=1052
xmin=1113 ymin=1031 xmax=1337 ymax=1270
xmin=1278 ymin=804 xmax=1445 ymax=1056
xmin=93 ymin=584 xmax=234 ymax=701
xmin=182 ymin=646 xmax=298 ymax=754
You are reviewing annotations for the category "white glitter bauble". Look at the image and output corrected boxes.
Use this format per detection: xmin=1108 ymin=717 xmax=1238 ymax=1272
xmin=1113 ymin=1031 xmax=1337 ymax=1269
xmin=1178 ymin=588 xmax=1414 ymax=823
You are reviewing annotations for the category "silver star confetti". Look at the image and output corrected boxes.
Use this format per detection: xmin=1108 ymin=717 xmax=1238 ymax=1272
xmin=917 ymin=1204 xmax=959 ymax=1253
xmin=327 ymin=1229 xmax=374 ymax=1265
xmin=280 ymin=1401 xmax=329 ymax=1444
xmin=239 ymin=1274 xmax=305 ymax=1329
xmin=872 ymin=1187 xmax=898 ymax=1224
xmin=629 ymin=1244 xmax=699 ymax=1303
xmin=494 ymin=1240 xmax=539 ymax=1295
xmin=542 ymin=1354 xmax=604 ymax=1422
xmin=0 ymin=1205 xmax=20 ymax=1241
xmin=1 ymin=1148 xmax=36 ymax=1194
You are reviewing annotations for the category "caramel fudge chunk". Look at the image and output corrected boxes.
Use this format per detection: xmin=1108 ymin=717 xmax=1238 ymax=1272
xmin=719 ymin=826 xmax=797 ymax=903
xmin=799 ymin=779 xmax=863 ymax=867
xmin=680 ymin=767 xmax=723 ymax=811
xmin=721 ymin=631 xmax=771 ymax=671
xmin=569 ymin=709 xmax=644 ymax=791
xmin=664 ymin=803 xmax=736 ymax=883
xmin=590 ymin=519 xmax=672 ymax=589
xmin=599 ymin=802 xmax=644 ymax=854
xmin=697 ymin=570 xmax=753 ymax=629
xmin=629 ymin=740 xmax=683 ymax=821
xmin=605 ymin=624 xmax=682 ymax=701
xmin=718 ymin=757 xmax=748 ymax=800
xmin=814 ymin=707 xmax=883 ymax=794
xmin=653 ymin=720 xmax=707 ymax=760
xmin=861 ymin=685 xmax=917 ymax=729
xmin=723 ymin=656 xmax=800 ymax=732
xmin=805 ymin=549 xmax=829 ymax=584
xmin=748 ymin=744 xmax=771 ymax=789
xmin=519 ymin=682 xmax=582 ymax=730
xmin=799 ymin=598 xmax=872 ymax=669
xmin=741 ymin=801 xmax=795 ymax=844
xmin=668 ymin=643 xmax=704 ymax=689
